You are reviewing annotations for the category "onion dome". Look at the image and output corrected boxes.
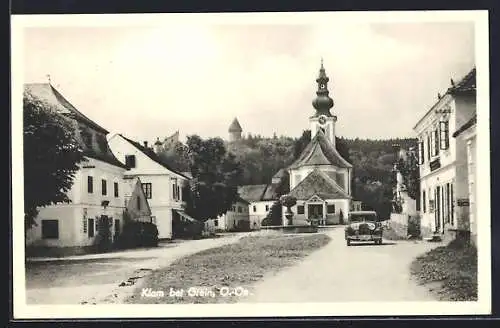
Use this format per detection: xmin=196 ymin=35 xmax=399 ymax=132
xmin=311 ymin=59 xmax=334 ymax=117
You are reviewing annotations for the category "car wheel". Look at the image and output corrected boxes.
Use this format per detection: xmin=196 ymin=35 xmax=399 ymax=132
xmin=346 ymin=240 xmax=351 ymax=246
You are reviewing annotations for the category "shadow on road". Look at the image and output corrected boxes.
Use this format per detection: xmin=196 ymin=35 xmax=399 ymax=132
xmin=348 ymin=242 xmax=397 ymax=247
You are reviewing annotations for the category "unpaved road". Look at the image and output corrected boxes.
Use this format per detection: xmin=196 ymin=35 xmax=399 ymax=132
xmin=242 ymin=228 xmax=445 ymax=302
xmin=25 ymin=233 xmax=249 ymax=304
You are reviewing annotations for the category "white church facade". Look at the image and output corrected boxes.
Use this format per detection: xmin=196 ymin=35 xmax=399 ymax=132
xmin=283 ymin=61 xmax=353 ymax=226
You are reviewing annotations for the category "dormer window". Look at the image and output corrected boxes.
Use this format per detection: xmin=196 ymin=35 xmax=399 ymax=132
xmin=125 ymin=155 xmax=136 ymax=168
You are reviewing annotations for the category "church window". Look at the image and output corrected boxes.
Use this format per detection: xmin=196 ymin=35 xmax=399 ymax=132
xmin=327 ymin=205 xmax=336 ymax=214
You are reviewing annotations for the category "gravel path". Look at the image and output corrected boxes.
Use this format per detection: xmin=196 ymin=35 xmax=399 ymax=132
xmin=242 ymin=228 xmax=445 ymax=303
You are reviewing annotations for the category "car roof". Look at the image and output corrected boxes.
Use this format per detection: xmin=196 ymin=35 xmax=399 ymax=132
xmin=349 ymin=211 xmax=377 ymax=215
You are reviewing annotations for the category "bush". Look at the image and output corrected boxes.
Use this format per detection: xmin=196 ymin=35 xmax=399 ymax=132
xmin=115 ymin=221 xmax=159 ymax=249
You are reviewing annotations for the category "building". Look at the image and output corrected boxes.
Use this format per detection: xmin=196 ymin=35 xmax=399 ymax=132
xmin=453 ymin=114 xmax=477 ymax=245
xmin=205 ymin=197 xmax=250 ymax=232
xmin=228 ymin=117 xmax=243 ymax=142
xmin=122 ymin=176 xmax=153 ymax=224
xmin=413 ymin=68 xmax=476 ymax=240
xmin=108 ymin=134 xmax=192 ymax=240
xmin=388 ymin=147 xmax=419 ymax=238
xmin=24 ymin=83 xmax=129 ymax=256
xmin=238 ymin=169 xmax=290 ymax=229
xmin=153 ymin=131 xmax=180 ymax=154
xmin=284 ymin=60 xmax=353 ymax=225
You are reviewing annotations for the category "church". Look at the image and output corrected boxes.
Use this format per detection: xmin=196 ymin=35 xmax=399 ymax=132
xmin=283 ymin=60 xmax=353 ymax=226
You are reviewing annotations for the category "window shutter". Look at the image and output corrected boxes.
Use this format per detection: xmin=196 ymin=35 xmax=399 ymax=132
xmin=440 ymin=121 xmax=449 ymax=150
xmin=433 ymin=129 xmax=439 ymax=156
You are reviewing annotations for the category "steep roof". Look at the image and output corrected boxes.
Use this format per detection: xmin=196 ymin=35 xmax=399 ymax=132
xmin=288 ymin=168 xmax=350 ymax=200
xmin=24 ymin=83 xmax=108 ymax=134
xmin=238 ymin=184 xmax=268 ymax=202
xmin=24 ymin=83 xmax=126 ymax=168
xmin=453 ymin=114 xmax=477 ymax=138
xmin=228 ymin=118 xmax=242 ymax=132
xmin=289 ymin=129 xmax=352 ymax=169
xmin=414 ymin=67 xmax=476 ymax=130
xmin=449 ymin=67 xmax=476 ymax=94
xmin=119 ymin=134 xmax=190 ymax=179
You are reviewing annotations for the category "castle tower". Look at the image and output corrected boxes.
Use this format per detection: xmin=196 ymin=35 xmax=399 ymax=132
xmin=228 ymin=117 xmax=243 ymax=142
xmin=310 ymin=59 xmax=337 ymax=147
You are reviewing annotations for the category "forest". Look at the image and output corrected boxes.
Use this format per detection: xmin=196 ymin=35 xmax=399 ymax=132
xmin=157 ymin=131 xmax=418 ymax=220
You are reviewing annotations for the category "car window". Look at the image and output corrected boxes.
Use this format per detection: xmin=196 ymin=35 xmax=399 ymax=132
xmin=349 ymin=214 xmax=377 ymax=222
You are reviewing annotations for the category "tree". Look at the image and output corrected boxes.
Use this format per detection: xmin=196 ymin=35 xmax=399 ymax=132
xmin=23 ymin=91 xmax=86 ymax=230
xmin=293 ymin=130 xmax=311 ymax=159
xmin=182 ymin=135 xmax=243 ymax=222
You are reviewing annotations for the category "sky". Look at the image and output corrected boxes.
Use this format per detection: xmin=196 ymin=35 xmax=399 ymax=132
xmin=21 ymin=19 xmax=475 ymax=144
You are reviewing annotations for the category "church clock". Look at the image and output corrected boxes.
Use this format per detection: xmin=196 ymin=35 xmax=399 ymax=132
xmin=318 ymin=115 xmax=327 ymax=125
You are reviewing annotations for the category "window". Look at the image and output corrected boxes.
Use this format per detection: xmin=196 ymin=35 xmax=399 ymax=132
xmin=83 ymin=215 xmax=87 ymax=233
xmin=418 ymin=141 xmax=425 ymax=165
xmin=114 ymin=219 xmax=120 ymax=236
xmin=142 ymin=183 xmax=152 ymax=199
xmin=432 ymin=129 xmax=439 ymax=156
xmin=172 ymin=184 xmax=176 ymax=199
xmin=88 ymin=218 xmax=95 ymax=237
xmin=41 ymin=220 xmax=59 ymax=239
xmin=114 ymin=182 xmax=119 ymax=197
xmin=439 ymin=121 xmax=450 ymax=150
xmin=87 ymin=176 xmax=93 ymax=193
xmin=450 ymin=183 xmax=454 ymax=226
xmin=232 ymin=206 xmax=236 ymax=212
xmin=214 ymin=219 xmax=218 ymax=227
xmin=237 ymin=206 xmax=242 ymax=213
xmin=265 ymin=205 xmax=269 ymax=211
xmin=327 ymin=204 xmax=335 ymax=214
xmin=102 ymin=179 xmax=107 ymax=196
xmin=137 ymin=197 xmax=141 ymax=210
xmin=253 ymin=205 xmax=257 ymax=212
xmin=422 ymin=190 xmax=426 ymax=213
xmin=125 ymin=155 xmax=136 ymax=168
xmin=426 ymin=134 xmax=431 ymax=161
xmin=297 ymin=205 xmax=305 ymax=214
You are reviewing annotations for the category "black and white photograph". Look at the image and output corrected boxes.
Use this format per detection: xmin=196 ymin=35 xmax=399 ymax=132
xmin=11 ymin=11 xmax=491 ymax=318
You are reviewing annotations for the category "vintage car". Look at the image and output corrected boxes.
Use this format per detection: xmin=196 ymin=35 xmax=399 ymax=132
xmin=344 ymin=210 xmax=383 ymax=246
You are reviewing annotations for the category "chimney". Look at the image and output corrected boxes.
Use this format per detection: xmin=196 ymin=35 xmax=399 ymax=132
xmin=143 ymin=141 xmax=148 ymax=148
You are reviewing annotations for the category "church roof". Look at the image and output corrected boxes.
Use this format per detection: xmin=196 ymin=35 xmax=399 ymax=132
xmin=288 ymin=168 xmax=350 ymax=200
xmin=228 ymin=118 xmax=242 ymax=132
xmin=289 ymin=129 xmax=352 ymax=169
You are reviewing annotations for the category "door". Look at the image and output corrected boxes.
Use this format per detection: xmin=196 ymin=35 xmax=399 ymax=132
xmin=308 ymin=204 xmax=323 ymax=222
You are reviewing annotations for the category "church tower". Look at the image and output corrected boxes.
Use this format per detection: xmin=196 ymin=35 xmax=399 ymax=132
xmin=310 ymin=59 xmax=337 ymax=147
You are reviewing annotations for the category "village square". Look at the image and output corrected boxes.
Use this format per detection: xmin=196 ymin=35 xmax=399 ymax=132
xmin=16 ymin=19 xmax=482 ymax=310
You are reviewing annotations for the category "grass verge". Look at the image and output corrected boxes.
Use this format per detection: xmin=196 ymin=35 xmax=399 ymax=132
xmin=124 ymin=233 xmax=331 ymax=304
xmin=410 ymin=238 xmax=477 ymax=301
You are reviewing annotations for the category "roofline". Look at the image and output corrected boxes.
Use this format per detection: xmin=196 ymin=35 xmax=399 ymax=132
xmin=118 ymin=134 xmax=190 ymax=180
xmin=49 ymin=84 xmax=109 ymax=134
xmin=413 ymin=93 xmax=452 ymax=130
xmin=452 ymin=114 xmax=477 ymax=138
xmin=413 ymin=68 xmax=476 ymax=130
